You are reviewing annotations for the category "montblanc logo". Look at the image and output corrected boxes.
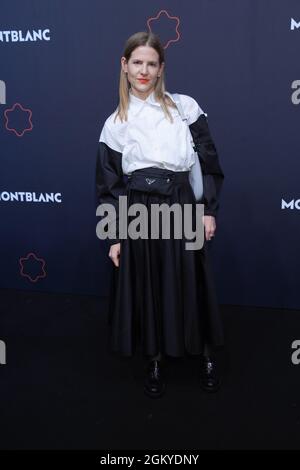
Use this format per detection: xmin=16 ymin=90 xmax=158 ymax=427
xmin=291 ymin=18 xmax=300 ymax=30
xmin=0 ymin=191 xmax=62 ymax=203
xmin=281 ymin=199 xmax=300 ymax=210
xmin=0 ymin=29 xmax=50 ymax=43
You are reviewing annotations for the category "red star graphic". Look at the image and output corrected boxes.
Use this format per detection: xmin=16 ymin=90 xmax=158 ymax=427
xmin=147 ymin=9 xmax=180 ymax=49
xmin=19 ymin=252 xmax=46 ymax=283
xmin=4 ymin=102 xmax=33 ymax=137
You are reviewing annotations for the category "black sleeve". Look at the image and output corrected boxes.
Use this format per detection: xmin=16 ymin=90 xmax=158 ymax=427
xmin=95 ymin=141 xmax=126 ymax=246
xmin=189 ymin=114 xmax=224 ymax=217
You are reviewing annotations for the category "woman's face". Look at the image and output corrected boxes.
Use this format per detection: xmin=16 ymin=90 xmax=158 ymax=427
xmin=121 ymin=45 xmax=164 ymax=100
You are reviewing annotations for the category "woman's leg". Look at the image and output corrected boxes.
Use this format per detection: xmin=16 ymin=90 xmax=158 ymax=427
xmin=149 ymin=352 xmax=162 ymax=361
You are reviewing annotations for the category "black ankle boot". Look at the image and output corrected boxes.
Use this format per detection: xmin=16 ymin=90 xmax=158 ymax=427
xmin=199 ymin=355 xmax=221 ymax=392
xmin=144 ymin=360 xmax=165 ymax=398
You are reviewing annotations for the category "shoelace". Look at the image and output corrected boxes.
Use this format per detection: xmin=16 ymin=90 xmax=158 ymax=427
xmin=149 ymin=362 xmax=160 ymax=379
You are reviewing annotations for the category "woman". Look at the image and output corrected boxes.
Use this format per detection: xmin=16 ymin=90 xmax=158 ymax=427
xmin=96 ymin=31 xmax=224 ymax=398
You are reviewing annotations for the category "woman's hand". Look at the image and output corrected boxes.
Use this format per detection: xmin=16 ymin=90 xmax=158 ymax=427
xmin=202 ymin=215 xmax=216 ymax=241
xmin=109 ymin=242 xmax=121 ymax=267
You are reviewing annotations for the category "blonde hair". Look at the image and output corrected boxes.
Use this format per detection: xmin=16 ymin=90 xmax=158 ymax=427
xmin=114 ymin=31 xmax=176 ymax=123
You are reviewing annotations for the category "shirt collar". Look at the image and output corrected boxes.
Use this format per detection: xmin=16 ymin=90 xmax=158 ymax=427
xmin=128 ymin=89 xmax=176 ymax=112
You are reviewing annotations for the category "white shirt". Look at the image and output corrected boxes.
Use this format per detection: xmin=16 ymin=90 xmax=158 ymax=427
xmin=99 ymin=91 xmax=207 ymax=175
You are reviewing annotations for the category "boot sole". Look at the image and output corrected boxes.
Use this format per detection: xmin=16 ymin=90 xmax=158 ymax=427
xmin=199 ymin=380 xmax=221 ymax=393
xmin=143 ymin=384 xmax=166 ymax=399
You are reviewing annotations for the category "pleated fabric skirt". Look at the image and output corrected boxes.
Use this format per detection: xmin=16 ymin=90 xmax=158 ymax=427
xmin=107 ymin=167 xmax=224 ymax=358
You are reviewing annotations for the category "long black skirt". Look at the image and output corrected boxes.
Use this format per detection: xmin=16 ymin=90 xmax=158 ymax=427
xmin=107 ymin=167 xmax=224 ymax=358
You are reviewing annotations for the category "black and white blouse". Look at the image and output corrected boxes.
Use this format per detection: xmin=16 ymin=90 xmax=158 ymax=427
xmin=96 ymin=91 xmax=224 ymax=243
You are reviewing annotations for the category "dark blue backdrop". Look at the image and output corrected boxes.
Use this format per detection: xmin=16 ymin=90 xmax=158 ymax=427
xmin=1 ymin=0 xmax=300 ymax=308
